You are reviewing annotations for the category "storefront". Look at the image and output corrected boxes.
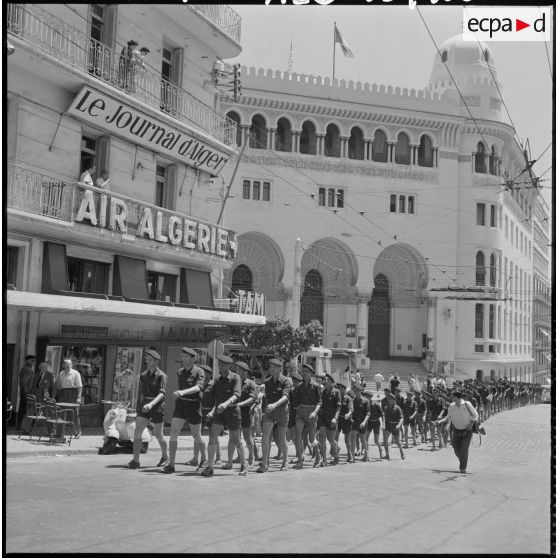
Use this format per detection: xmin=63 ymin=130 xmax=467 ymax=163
xmin=8 ymin=290 xmax=264 ymax=426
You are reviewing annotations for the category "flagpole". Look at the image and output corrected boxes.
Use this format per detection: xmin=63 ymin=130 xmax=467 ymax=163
xmin=333 ymin=22 xmax=336 ymax=81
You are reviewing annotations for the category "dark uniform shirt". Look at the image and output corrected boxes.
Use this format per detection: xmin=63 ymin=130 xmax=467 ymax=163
xmin=402 ymin=398 xmax=418 ymax=419
xmin=177 ymin=365 xmax=204 ymax=402
xmin=201 ymin=379 xmax=214 ymax=410
xmin=293 ymin=381 xmax=321 ymax=407
xmin=384 ymin=404 xmax=403 ymax=425
xmin=319 ymin=386 xmax=341 ymax=418
xmin=239 ymin=378 xmax=258 ymax=412
xmin=263 ymin=374 xmax=292 ymax=406
xmin=352 ymin=396 xmax=371 ymax=424
xmin=368 ymin=401 xmax=383 ymax=423
xmin=212 ymin=371 xmax=241 ymax=406
xmin=138 ymin=368 xmax=167 ymax=406
xmin=416 ymin=397 xmax=427 ymax=414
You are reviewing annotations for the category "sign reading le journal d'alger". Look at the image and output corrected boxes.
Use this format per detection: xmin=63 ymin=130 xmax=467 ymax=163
xmin=68 ymin=87 xmax=229 ymax=175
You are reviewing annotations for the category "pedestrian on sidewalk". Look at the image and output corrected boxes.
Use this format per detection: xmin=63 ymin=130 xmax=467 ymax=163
xmin=364 ymin=390 xmax=383 ymax=459
xmin=16 ymin=355 xmax=36 ymax=433
xmin=127 ymin=349 xmax=168 ymax=469
xmin=373 ymin=370 xmax=384 ymax=394
xmin=335 ymin=383 xmax=353 ymax=462
xmin=402 ymin=390 xmax=418 ymax=448
xmin=436 ymin=390 xmax=479 ymax=474
xmin=234 ymin=361 xmax=258 ymax=467
xmin=163 ymin=347 xmax=205 ymax=474
xmin=55 ymin=358 xmax=82 ymax=439
xmin=350 ymin=383 xmax=370 ymax=462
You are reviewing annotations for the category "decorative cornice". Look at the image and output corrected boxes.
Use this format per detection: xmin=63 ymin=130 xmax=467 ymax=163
xmin=242 ymin=151 xmax=438 ymax=183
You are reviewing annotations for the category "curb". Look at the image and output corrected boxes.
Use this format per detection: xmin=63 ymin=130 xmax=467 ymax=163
xmin=7 ymin=448 xmax=102 ymax=458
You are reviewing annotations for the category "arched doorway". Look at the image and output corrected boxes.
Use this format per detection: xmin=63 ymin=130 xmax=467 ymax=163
xmin=368 ymin=274 xmax=390 ymax=359
xmin=300 ymin=269 xmax=324 ymax=326
xmin=232 ymin=264 xmax=253 ymax=292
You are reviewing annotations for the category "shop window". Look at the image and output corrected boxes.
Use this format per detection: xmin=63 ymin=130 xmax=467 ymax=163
xmin=147 ymin=271 xmax=176 ymax=302
xmin=6 ymin=245 xmax=19 ymax=287
xmin=300 ymin=121 xmax=317 ymax=155
xmin=249 ymin=114 xmax=267 ymax=149
xmin=372 ymin=129 xmax=388 ymax=162
xmin=226 ymin=111 xmax=242 ymax=146
xmin=67 ymin=257 xmax=109 ymax=294
xmin=476 ymin=203 xmax=485 ymax=226
xmin=394 ymin=132 xmax=411 ymax=165
xmin=275 ymin=117 xmax=292 ymax=152
xmin=62 ymin=345 xmax=105 ymax=405
xmin=232 ymin=264 xmax=253 ymax=292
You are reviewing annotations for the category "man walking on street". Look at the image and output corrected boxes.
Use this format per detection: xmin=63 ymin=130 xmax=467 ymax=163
xmin=382 ymin=392 xmax=405 ymax=461
xmin=436 ymin=390 xmax=479 ymax=473
xmin=128 ymin=349 xmax=168 ymax=469
xmin=292 ymin=364 xmax=321 ymax=469
xmin=202 ymin=355 xmax=246 ymax=477
xmin=163 ymin=347 xmax=205 ymax=474
xmin=402 ymin=390 xmax=418 ymax=448
xmin=373 ymin=370 xmax=384 ymax=394
xmin=55 ymin=358 xmax=83 ymax=438
xmin=365 ymin=390 xmax=383 ymax=459
xmin=350 ymin=383 xmax=370 ymax=462
xmin=257 ymin=359 xmax=292 ymax=473
xmin=190 ymin=364 xmax=217 ymax=468
xmin=234 ymin=361 xmax=258 ymax=467
xmin=317 ymin=373 xmax=341 ymax=466
xmin=335 ymin=383 xmax=353 ymax=462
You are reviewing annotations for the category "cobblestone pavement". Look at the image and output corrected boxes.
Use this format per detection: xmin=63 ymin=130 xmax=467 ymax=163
xmin=5 ymin=404 xmax=552 ymax=554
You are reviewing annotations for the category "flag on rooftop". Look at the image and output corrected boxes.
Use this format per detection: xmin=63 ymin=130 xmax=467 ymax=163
xmin=334 ymin=23 xmax=354 ymax=58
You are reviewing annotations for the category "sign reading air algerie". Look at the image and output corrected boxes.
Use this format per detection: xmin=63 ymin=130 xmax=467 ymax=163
xmin=75 ymin=189 xmax=238 ymax=260
xmin=68 ymin=86 xmax=229 ymax=175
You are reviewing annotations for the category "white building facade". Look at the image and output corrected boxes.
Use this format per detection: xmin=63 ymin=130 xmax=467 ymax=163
xmin=218 ymin=34 xmax=540 ymax=381
xmin=6 ymin=4 xmax=264 ymax=425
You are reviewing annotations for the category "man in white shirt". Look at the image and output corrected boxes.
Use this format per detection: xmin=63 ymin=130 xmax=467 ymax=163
xmin=437 ymin=390 xmax=479 ymax=474
xmin=55 ymin=359 xmax=83 ymax=439
xmin=373 ymin=371 xmax=384 ymax=393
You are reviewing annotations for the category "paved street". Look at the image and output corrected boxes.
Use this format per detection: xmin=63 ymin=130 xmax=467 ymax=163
xmin=5 ymin=404 xmax=551 ymax=554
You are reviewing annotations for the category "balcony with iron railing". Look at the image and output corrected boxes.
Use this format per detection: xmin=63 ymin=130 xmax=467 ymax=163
xmin=188 ymin=4 xmax=241 ymax=44
xmin=6 ymin=4 xmax=237 ymax=147
xmin=7 ymin=162 xmax=235 ymax=253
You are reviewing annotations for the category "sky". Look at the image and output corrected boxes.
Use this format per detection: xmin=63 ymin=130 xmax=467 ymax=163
xmin=227 ymin=4 xmax=553 ymax=206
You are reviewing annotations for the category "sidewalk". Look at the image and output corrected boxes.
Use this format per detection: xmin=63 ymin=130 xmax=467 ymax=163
xmin=3 ymin=426 xmax=197 ymax=458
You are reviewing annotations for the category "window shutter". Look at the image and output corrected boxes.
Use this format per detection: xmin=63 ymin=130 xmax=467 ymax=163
xmin=42 ymin=242 xmax=68 ymax=293
xmin=104 ymin=4 xmax=118 ymax=49
xmin=97 ymin=136 xmax=111 ymax=177
xmin=171 ymin=48 xmax=184 ymax=87
xmin=165 ymin=164 xmax=178 ymax=211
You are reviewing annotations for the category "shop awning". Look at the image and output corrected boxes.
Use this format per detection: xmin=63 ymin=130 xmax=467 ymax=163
xmin=6 ymin=290 xmax=265 ymax=326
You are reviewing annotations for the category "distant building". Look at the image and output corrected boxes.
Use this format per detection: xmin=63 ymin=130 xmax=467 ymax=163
xmin=6 ymin=4 xmax=264 ymax=425
xmin=218 ymin=33 xmax=541 ymax=381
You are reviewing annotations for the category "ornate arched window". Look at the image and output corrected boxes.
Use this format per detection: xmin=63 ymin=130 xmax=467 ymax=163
xmin=475 ymin=142 xmax=486 ymax=173
xmin=232 ymin=264 xmax=253 ymax=292
xmin=300 ymin=269 xmax=324 ymax=326
xmin=275 ymin=117 xmax=292 ymax=152
xmin=348 ymin=127 xmax=364 ymax=160
xmin=226 ymin=111 xmax=242 ymax=147
xmin=324 ymin=123 xmax=341 ymax=158
xmin=249 ymin=114 xmax=267 ymax=149
xmin=417 ymin=134 xmax=434 ymax=167
xmin=300 ymin=120 xmax=317 ymax=155
xmin=476 ymin=251 xmax=486 ymax=286
xmin=394 ymin=132 xmax=411 ymax=165
xmin=371 ymin=129 xmax=388 ymax=162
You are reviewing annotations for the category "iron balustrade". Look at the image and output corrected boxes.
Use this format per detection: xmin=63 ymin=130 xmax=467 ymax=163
xmin=6 ymin=4 xmax=237 ymax=145
xmin=189 ymin=4 xmax=241 ymax=44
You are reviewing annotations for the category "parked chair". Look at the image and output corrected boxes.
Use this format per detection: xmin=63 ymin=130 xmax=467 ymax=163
xmin=18 ymin=394 xmax=48 ymax=442
xmin=43 ymin=399 xmax=74 ymax=446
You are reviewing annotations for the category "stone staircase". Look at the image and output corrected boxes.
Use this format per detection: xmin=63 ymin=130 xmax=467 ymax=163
xmin=359 ymin=359 xmax=430 ymax=393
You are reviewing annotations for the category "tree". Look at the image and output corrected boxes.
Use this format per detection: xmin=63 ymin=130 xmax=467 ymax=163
xmin=242 ymin=316 xmax=323 ymax=364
